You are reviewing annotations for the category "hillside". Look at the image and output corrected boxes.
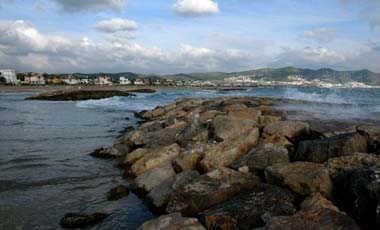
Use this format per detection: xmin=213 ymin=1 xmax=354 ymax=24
xmin=64 ymin=67 xmax=380 ymax=85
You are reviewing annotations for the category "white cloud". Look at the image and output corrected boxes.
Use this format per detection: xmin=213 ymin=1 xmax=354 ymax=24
xmin=173 ymin=0 xmax=219 ymax=17
xmin=53 ymin=0 xmax=124 ymax=12
xmin=92 ymin=18 xmax=138 ymax=33
xmin=181 ymin=44 xmax=214 ymax=57
xmin=1 ymin=20 xmax=379 ymax=74
xmin=303 ymin=28 xmax=336 ymax=43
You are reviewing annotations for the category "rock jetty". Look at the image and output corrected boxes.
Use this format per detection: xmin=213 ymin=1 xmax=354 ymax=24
xmin=91 ymin=96 xmax=380 ymax=229
xmin=25 ymin=88 xmax=156 ymax=101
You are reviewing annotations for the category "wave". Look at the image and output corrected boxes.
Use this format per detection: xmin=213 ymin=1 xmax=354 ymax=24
xmin=281 ymin=88 xmax=349 ymax=104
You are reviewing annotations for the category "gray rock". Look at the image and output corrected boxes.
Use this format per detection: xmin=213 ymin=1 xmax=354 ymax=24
xmin=294 ymin=133 xmax=367 ymax=163
xmin=134 ymin=164 xmax=176 ymax=193
xmin=265 ymin=162 xmax=333 ymax=198
xmin=166 ymin=167 xmax=260 ymax=216
xmin=231 ymin=143 xmax=289 ymax=177
xmin=199 ymin=184 xmax=296 ymax=230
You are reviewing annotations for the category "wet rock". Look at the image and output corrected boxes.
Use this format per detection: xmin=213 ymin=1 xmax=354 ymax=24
xmin=333 ymin=166 xmax=380 ymax=229
xmin=325 ymin=152 xmax=380 ymax=179
xmin=146 ymin=171 xmax=200 ymax=210
xmin=166 ymin=167 xmax=260 ymax=216
xmin=26 ymin=90 xmax=135 ymax=101
xmin=59 ymin=213 xmax=108 ymax=229
xmin=137 ymin=213 xmax=206 ymax=230
xmin=200 ymin=128 xmax=260 ymax=172
xmin=199 ymin=184 xmax=296 ymax=230
xmin=134 ymin=164 xmax=176 ymax=193
xmin=130 ymin=144 xmax=181 ymax=176
xmin=265 ymin=162 xmax=333 ymax=197
xmin=256 ymin=207 xmax=360 ymax=230
xmin=263 ymin=121 xmax=310 ymax=141
xmin=294 ymin=133 xmax=367 ymax=163
xmin=357 ymin=125 xmax=380 ymax=154
xmin=106 ymin=185 xmax=130 ymax=201
xmin=210 ymin=115 xmax=258 ymax=142
xmin=90 ymin=147 xmax=122 ymax=159
xmin=231 ymin=143 xmax=289 ymax=177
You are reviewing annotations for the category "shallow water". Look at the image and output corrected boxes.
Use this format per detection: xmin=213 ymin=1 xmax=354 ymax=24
xmin=0 ymin=87 xmax=379 ymax=229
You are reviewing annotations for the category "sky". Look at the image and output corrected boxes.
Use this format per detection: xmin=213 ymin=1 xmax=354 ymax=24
xmin=0 ymin=0 xmax=379 ymax=74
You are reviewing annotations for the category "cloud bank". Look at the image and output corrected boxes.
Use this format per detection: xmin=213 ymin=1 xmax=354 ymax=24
xmin=53 ymin=0 xmax=124 ymax=12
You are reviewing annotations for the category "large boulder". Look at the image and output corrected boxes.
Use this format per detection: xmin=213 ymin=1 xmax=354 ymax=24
xmin=137 ymin=213 xmax=206 ymax=230
xmin=146 ymin=171 xmax=200 ymax=210
xmin=210 ymin=115 xmax=258 ymax=142
xmin=130 ymin=144 xmax=181 ymax=176
xmin=231 ymin=143 xmax=289 ymax=177
xmin=308 ymin=120 xmax=358 ymax=138
xmin=265 ymin=162 xmax=333 ymax=198
xmin=256 ymin=207 xmax=360 ymax=230
xmin=200 ymin=128 xmax=260 ymax=172
xmin=134 ymin=164 xmax=176 ymax=193
xmin=176 ymin=115 xmax=209 ymax=148
xmin=325 ymin=152 xmax=380 ymax=179
xmin=263 ymin=121 xmax=310 ymax=141
xmin=357 ymin=125 xmax=380 ymax=154
xmin=129 ymin=126 xmax=184 ymax=149
xmin=294 ymin=133 xmax=368 ymax=163
xmin=199 ymin=184 xmax=296 ymax=230
xmin=172 ymin=151 xmax=203 ymax=173
xmin=333 ymin=166 xmax=380 ymax=229
xmin=166 ymin=167 xmax=260 ymax=216
xmin=224 ymin=105 xmax=261 ymax=121
xmin=300 ymin=193 xmax=341 ymax=213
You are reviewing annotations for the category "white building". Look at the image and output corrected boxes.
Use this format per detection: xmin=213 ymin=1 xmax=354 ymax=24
xmin=63 ymin=76 xmax=80 ymax=85
xmin=24 ymin=75 xmax=46 ymax=85
xmin=80 ymin=78 xmax=90 ymax=84
xmin=134 ymin=79 xmax=146 ymax=86
xmin=119 ymin=76 xmax=132 ymax=85
xmin=96 ymin=76 xmax=113 ymax=86
xmin=0 ymin=69 xmax=17 ymax=85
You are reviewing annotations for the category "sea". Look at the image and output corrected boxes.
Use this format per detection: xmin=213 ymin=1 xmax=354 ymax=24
xmin=0 ymin=87 xmax=380 ymax=229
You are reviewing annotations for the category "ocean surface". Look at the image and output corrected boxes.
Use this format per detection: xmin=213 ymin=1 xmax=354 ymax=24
xmin=1 ymin=87 xmax=380 ymax=229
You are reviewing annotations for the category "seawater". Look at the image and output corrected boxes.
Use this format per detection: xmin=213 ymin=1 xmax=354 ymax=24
xmin=0 ymin=87 xmax=379 ymax=229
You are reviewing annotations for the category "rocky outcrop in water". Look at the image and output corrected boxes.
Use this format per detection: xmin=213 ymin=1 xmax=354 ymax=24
xmin=26 ymin=90 xmax=135 ymax=101
xmin=60 ymin=213 xmax=108 ymax=229
xmin=90 ymin=96 xmax=380 ymax=229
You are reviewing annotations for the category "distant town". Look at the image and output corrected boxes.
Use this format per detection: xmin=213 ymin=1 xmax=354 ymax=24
xmin=0 ymin=68 xmax=379 ymax=88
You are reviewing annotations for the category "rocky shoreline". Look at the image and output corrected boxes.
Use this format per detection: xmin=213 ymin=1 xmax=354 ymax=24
xmin=73 ymin=96 xmax=380 ymax=229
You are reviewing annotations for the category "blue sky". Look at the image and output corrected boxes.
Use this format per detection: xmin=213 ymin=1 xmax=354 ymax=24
xmin=0 ymin=0 xmax=379 ymax=73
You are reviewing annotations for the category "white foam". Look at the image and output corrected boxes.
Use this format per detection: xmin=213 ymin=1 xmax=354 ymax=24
xmin=282 ymin=88 xmax=348 ymax=104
